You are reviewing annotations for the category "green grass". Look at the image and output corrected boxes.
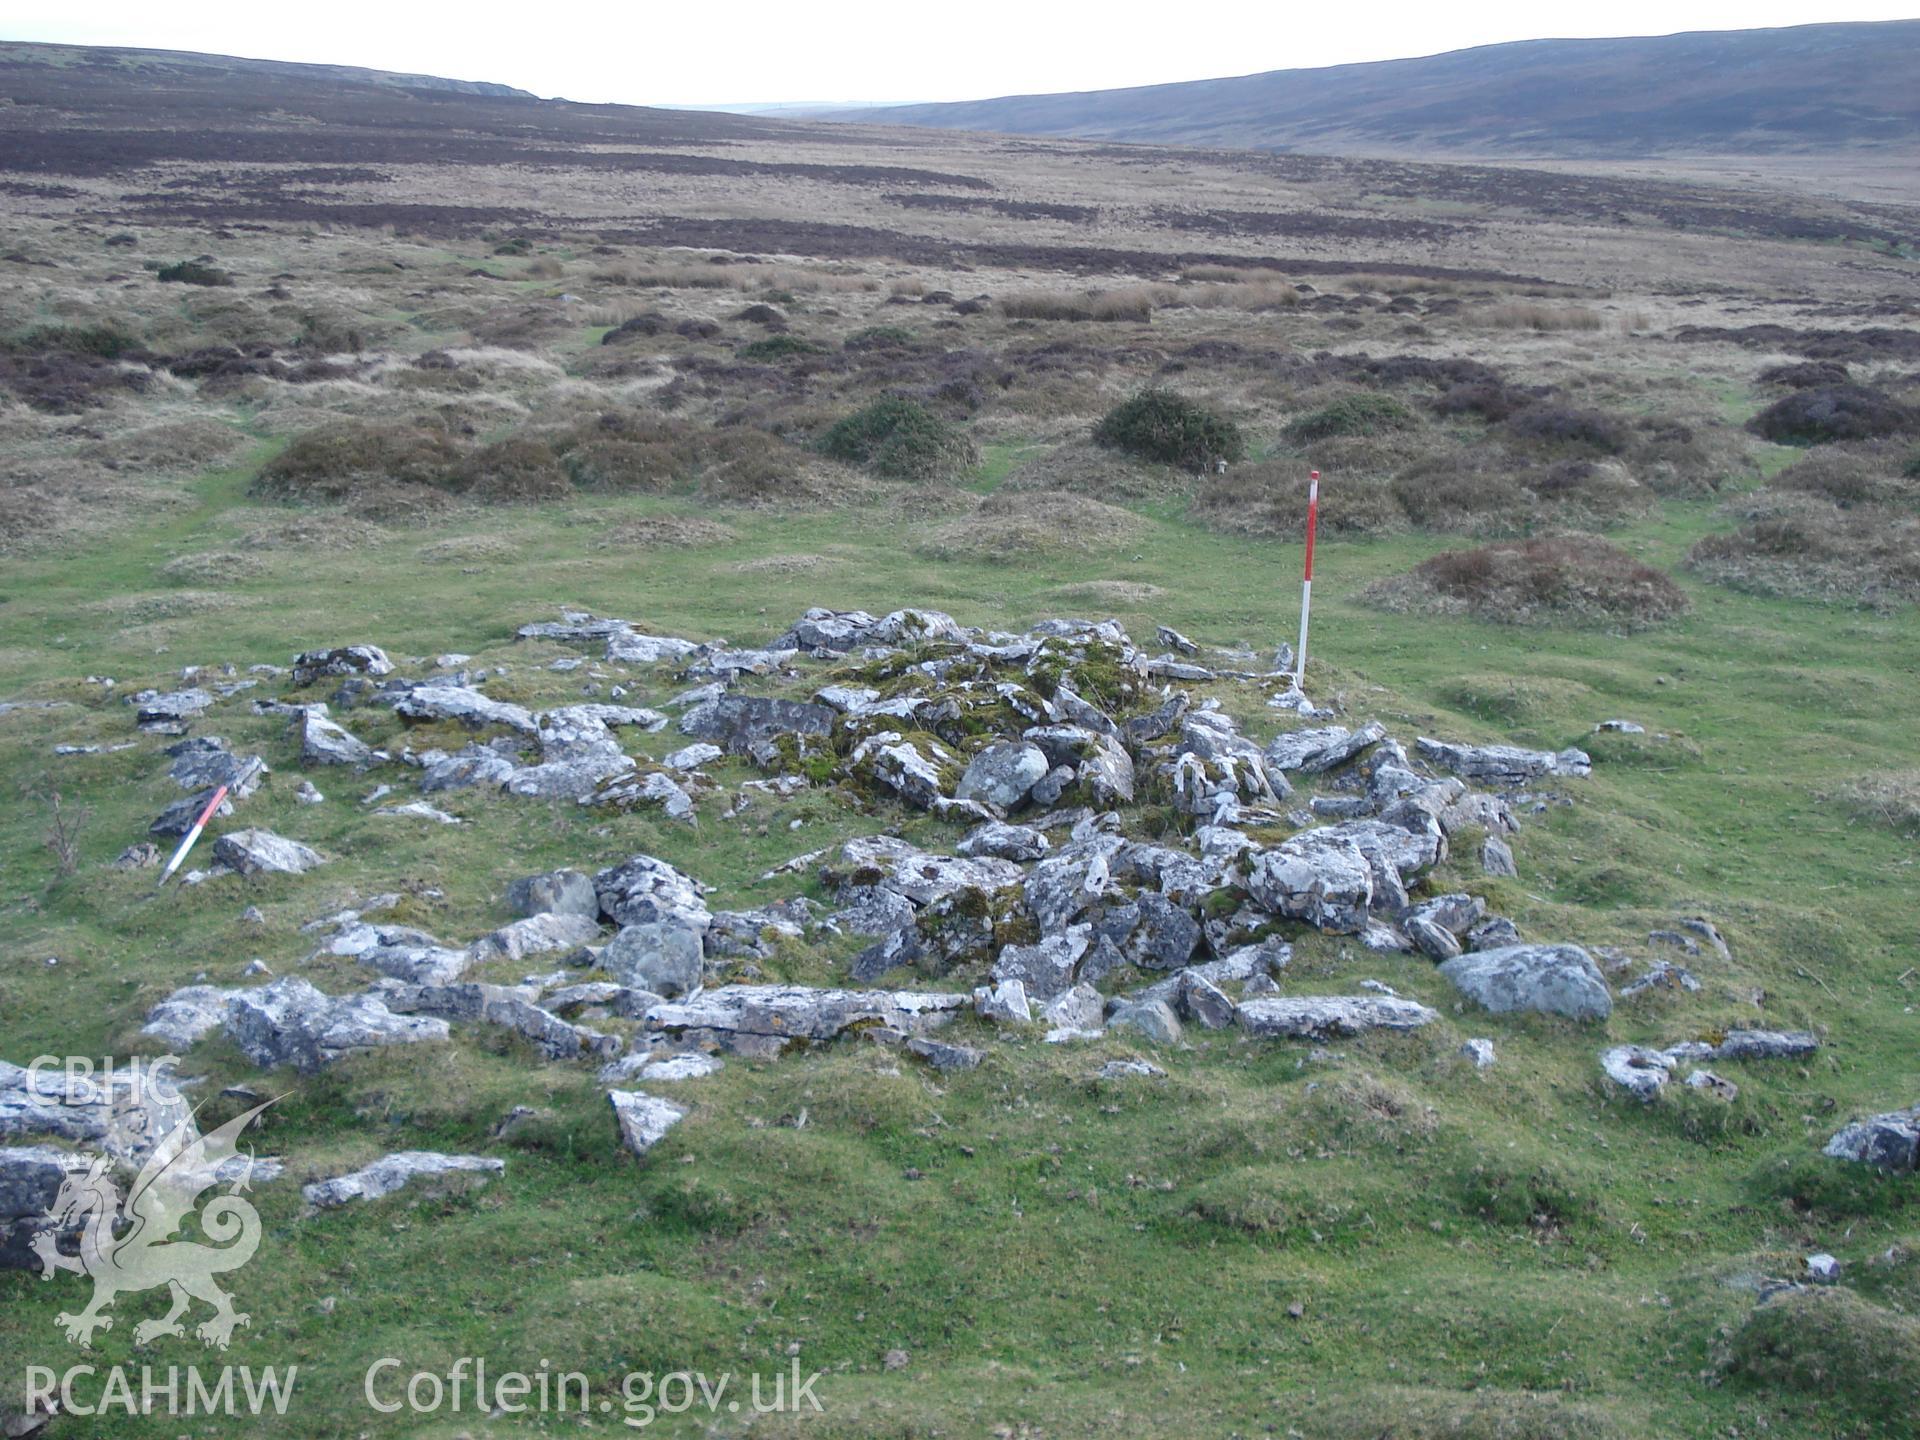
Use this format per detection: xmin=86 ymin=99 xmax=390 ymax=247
xmin=2 ymin=459 xmax=1917 ymax=1437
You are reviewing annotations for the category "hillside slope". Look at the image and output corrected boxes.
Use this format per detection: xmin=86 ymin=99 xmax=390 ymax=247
xmin=833 ymin=21 xmax=1920 ymax=157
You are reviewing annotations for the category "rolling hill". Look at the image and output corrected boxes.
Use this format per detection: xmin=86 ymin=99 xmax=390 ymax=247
xmin=830 ymin=21 xmax=1920 ymax=158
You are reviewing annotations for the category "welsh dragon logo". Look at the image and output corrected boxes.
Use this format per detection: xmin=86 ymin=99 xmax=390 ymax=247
xmin=31 ymin=1101 xmax=273 ymax=1349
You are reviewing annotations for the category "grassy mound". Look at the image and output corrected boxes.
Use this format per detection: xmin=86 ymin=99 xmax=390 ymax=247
xmin=1724 ymin=1288 xmax=1920 ymax=1429
xmin=1094 ymin=389 xmax=1245 ymax=468
xmin=915 ymin=490 xmax=1144 ymax=563
xmin=1367 ymin=536 xmax=1691 ymax=628
xmin=816 ymin=397 xmax=978 ymax=480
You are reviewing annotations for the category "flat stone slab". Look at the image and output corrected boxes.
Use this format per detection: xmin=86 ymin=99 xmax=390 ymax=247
xmin=225 ymin=978 xmax=449 ymax=1072
xmin=645 ymin=984 xmax=969 ymax=1044
xmin=1234 ymin=995 xmax=1438 ymax=1039
xmin=303 ymin=1151 xmax=502 ymax=1209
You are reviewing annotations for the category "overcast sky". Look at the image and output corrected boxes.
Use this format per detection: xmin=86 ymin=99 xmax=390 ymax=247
xmin=6 ymin=2 xmax=1915 ymax=106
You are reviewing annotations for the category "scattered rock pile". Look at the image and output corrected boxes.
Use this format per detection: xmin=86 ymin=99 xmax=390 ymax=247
xmin=43 ymin=604 xmax=1855 ymax=1193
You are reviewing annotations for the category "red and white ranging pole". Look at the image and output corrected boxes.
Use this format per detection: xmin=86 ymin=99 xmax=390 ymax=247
xmin=1293 ymin=470 xmax=1320 ymax=689
xmin=157 ymin=757 xmax=262 ymax=888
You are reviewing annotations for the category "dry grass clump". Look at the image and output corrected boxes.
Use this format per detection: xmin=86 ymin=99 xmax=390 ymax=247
xmin=1482 ymin=303 xmax=1606 ymax=331
xmin=998 ymin=439 xmax=1190 ymax=503
xmin=915 ymin=491 xmax=1145 ymax=564
xmin=1366 ymin=535 xmax=1690 ymax=629
xmin=159 ymin=550 xmax=268 ymax=584
xmin=80 ymin=589 xmax=238 ymax=623
xmin=1769 ymin=445 xmax=1911 ymax=508
xmin=418 ymin=534 xmax=515 ymax=564
xmin=82 ymin=417 xmax=249 ymax=472
xmin=1687 ymin=492 xmax=1920 ymax=606
xmin=241 ymin=514 xmax=389 ymax=550
xmin=593 ymin=516 xmax=737 ymax=549
xmin=1181 ymin=263 xmax=1280 ymax=284
xmin=1001 ymin=286 xmax=1175 ymax=323
xmin=1626 ymin=417 xmax=1757 ymax=497
xmin=729 ymin=552 xmax=829 ymax=574
xmin=1193 ymin=460 xmax=1409 ymax=538
xmin=1048 ymin=579 xmax=1166 ymax=604
xmin=1829 ymin=770 xmax=1920 ymax=832
xmin=595 ymin=261 xmax=732 ymax=290
xmin=1002 ymin=440 xmax=1187 ymax=502
xmin=0 ymin=453 xmax=195 ymax=555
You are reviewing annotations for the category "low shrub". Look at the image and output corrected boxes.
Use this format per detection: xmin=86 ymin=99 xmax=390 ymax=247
xmin=451 ymin=436 xmax=571 ymax=502
xmin=816 ymin=397 xmax=977 ymax=480
xmin=738 ymin=334 xmax=826 ymax=361
xmin=601 ymin=313 xmax=670 ymax=344
xmin=732 ymin=303 xmax=787 ymax=328
xmin=1285 ymin=393 xmax=1416 ymax=442
xmin=157 ymin=260 xmax=233 ymax=287
xmin=844 ymin=325 xmax=915 ymax=351
xmin=1094 ymin=389 xmax=1244 ymax=468
xmin=1505 ymin=404 xmax=1629 ymax=455
xmin=1749 ymin=384 xmax=1916 ymax=445
xmin=1759 ymin=359 xmax=1851 ymax=388
xmin=1367 ymin=535 xmax=1691 ymax=628
xmin=1433 ymin=379 xmax=1526 ymax=422
xmin=250 ymin=421 xmax=463 ymax=502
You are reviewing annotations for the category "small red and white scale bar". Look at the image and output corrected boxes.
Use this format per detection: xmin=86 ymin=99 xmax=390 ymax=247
xmin=1293 ymin=469 xmax=1321 ymax=689
xmin=157 ymin=757 xmax=263 ymax=888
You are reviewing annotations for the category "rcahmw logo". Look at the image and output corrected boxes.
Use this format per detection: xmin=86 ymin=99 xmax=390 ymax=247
xmin=19 ymin=1060 xmax=297 ymax=1417
xmin=29 ymin=1072 xmax=272 ymax=1348
xmin=23 ymin=1365 xmax=296 ymax=1420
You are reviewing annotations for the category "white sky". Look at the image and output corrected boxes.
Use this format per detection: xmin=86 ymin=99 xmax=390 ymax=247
xmin=4 ymin=2 xmax=1915 ymax=106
